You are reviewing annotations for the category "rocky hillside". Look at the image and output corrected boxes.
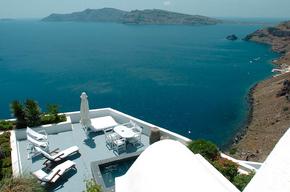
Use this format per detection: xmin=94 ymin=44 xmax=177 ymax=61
xmin=42 ymin=8 xmax=127 ymax=23
xmin=42 ymin=8 xmax=221 ymax=25
xmin=121 ymin=9 xmax=220 ymax=25
xmin=232 ymin=73 xmax=290 ymax=162
xmin=245 ymin=21 xmax=290 ymax=66
xmin=231 ymin=21 xmax=290 ymax=162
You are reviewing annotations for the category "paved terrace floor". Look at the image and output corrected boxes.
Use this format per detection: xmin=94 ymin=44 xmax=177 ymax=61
xmin=16 ymin=123 xmax=149 ymax=192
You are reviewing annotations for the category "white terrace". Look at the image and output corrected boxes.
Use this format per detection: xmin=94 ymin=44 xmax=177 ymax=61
xmin=10 ymin=108 xmax=190 ymax=192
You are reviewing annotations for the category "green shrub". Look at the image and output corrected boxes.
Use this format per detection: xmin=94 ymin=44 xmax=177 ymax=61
xmin=41 ymin=114 xmax=56 ymax=125
xmin=47 ymin=104 xmax=59 ymax=115
xmin=11 ymin=100 xmax=66 ymax=128
xmin=0 ymin=133 xmax=11 ymax=159
xmin=0 ymin=167 xmax=12 ymax=179
xmin=84 ymin=179 xmax=102 ymax=192
xmin=187 ymin=140 xmax=220 ymax=161
xmin=0 ymin=135 xmax=10 ymax=144
xmin=1 ymin=158 xmax=11 ymax=168
xmin=0 ymin=175 xmax=46 ymax=192
xmin=229 ymin=147 xmax=237 ymax=155
xmin=233 ymin=172 xmax=255 ymax=191
xmin=0 ymin=132 xmax=12 ymax=183
xmin=213 ymin=158 xmax=239 ymax=182
xmin=10 ymin=101 xmax=27 ymax=129
xmin=41 ymin=114 xmax=66 ymax=125
xmin=0 ymin=132 xmax=11 ymax=152
xmin=24 ymin=99 xmax=42 ymax=127
xmin=41 ymin=104 xmax=66 ymax=125
xmin=0 ymin=142 xmax=11 ymax=158
xmin=1 ymin=132 xmax=10 ymax=139
xmin=0 ymin=121 xmax=13 ymax=131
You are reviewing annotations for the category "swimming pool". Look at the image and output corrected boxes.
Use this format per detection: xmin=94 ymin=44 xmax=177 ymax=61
xmin=91 ymin=151 xmax=142 ymax=191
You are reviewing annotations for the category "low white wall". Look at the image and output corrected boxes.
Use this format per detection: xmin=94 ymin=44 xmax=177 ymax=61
xmin=10 ymin=130 xmax=20 ymax=177
xmin=108 ymin=108 xmax=191 ymax=144
xmin=221 ymin=153 xmax=259 ymax=173
xmin=15 ymin=116 xmax=72 ymax=140
xmin=66 ymin=108 xmax=111 ymax=124
xmin=239 ymin=160 xmax=263 ymax=170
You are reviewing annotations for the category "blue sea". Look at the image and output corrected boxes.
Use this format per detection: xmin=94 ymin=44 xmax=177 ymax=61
xmin=0 ymin=20 xmax=279 ymax=146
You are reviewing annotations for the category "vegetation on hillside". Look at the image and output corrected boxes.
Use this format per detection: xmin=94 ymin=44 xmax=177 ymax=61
xmin=0 ymin=121 xmax=14 ymax=131
xmin=0 ymin=175 xmax=46 ymax=192
xmin=187 ymin=139 xmax=255 ymax=190
xmin=0 ymin=132 xmax=12 ymax=182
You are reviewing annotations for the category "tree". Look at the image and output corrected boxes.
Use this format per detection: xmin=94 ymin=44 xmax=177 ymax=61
xmin=10 ymin=101 xmax=27 ymax=128
xmin=24 ymin=99 xmax=42 ymax=127
xmin=187 ymin=140 xmax=220 ymax=162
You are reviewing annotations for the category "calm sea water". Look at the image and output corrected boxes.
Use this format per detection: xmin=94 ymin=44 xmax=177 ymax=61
xmin=0 ymin=20 xmax=278 ymax=146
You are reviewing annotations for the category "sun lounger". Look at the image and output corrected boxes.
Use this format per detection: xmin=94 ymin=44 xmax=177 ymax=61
xmin=27 ymin=135 xmax=49 ymax=159
xmin=26 ymin=127 xmax=48 ymax=141
xmin=27 ymin=135 xmax=49 ymax=149
xmin=32 ymin=160 xmax=76 ymax=183
xmin=35 ymin=146 xmax=80 ymax=164
xmin=90 ymin=116 xmax=118 ymax=132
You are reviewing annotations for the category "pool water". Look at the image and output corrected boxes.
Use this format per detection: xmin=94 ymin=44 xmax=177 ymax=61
xmin=100 ymin=157 xmax=137 ymax=188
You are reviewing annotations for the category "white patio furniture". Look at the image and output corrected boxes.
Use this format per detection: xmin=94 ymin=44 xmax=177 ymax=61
xmin=104 ymin=128 xmax=120 ymax=149
xmin=113 ymin=125 xmax=135 ymax=139
xmin=128 ymin=132 xmax=142 ymax=147
xmin=112 ymin=137 xmax=126 ymax=155
xmin=90 ymin=116 xmax=118 ymax=132
xmin=27 ymin=135 xmax=49 ymax=159
xmin=26 ymin=127 xmax=48 ymax=141
xmin=35 ymin=146 xmax=79 ymax=164
xmin=32 ymin=160 xmax=76 ymax=183
xmin=127 ymin=122 xmax=142 ymax=146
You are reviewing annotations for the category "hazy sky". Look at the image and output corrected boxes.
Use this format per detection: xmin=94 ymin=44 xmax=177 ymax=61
xmin=1 ymin=0 xmax=290 ymax=19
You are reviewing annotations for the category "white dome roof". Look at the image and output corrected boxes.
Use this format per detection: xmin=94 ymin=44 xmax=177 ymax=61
xmin=115 ymin=139 xmax=239 ymax=192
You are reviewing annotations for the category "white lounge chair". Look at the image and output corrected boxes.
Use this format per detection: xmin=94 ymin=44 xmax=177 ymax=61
xmin=32 ymin=160 xmax=76 ymax=183
xmin=35 ymin=146 xmax=80 ymax=164
xmin=27 ymin=135 xmax=49 ymax=149
xmin=26 ymin=127 xmax=48 ymax=141
xmin=90 ymin=116 xmax=118 ymax=132
xmin=27 ymin=135 xmax=49 ymax=159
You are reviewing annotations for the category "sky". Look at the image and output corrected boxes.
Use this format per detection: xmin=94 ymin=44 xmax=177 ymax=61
xmin=0 ymin=0 xmax=290 ymax=19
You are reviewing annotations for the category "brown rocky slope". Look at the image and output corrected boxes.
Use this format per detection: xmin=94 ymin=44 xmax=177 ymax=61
xmin=231 ymin=21 xmax=290 ymax=162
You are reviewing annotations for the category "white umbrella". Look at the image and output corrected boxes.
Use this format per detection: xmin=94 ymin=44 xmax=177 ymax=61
xmin=80 ymin=92 xmax=91 ymax=128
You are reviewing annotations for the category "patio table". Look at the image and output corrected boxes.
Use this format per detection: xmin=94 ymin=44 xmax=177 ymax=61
xmin=114 ymin=125 xmax=135 ymax=139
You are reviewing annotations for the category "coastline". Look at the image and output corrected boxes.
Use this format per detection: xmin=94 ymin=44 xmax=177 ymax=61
xmin=229 ymin=21 xmax=290 ymax=162
xmin=230 ymin=70 xmax=290 ymax=162
xmin=231 ymin=84 xmax=257 ymax=146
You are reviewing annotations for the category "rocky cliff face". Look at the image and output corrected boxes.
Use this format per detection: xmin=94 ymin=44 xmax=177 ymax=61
xmin=231 ymin=21 xmax=290 ymax=162
xmin=245 ymin=21 xmax=290 ymax=56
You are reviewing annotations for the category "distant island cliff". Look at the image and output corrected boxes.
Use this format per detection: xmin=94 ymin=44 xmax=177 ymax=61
xmin=42 ymin=8 xmax=221 ymax=25
xmin=231 ymin=21 xmax=290 ymax=162
xmin=245 ymin=21 xmax=290 ymax=65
